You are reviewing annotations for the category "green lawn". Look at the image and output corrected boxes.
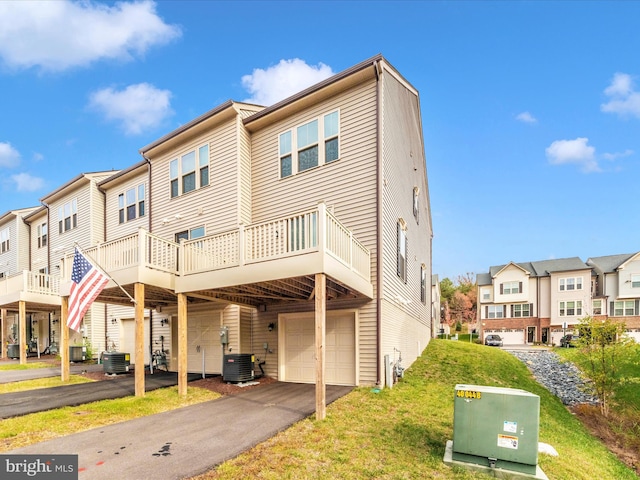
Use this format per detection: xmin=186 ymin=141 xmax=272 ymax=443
xmin=193 ymin=339 xmax=636 ymax=479
xmin=0 ymin=362 xmax=58 ymax=371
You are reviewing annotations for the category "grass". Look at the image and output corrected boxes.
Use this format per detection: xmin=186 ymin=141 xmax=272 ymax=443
xmin=555 ymin=344 xmax=640 ymax=465
xmin=191 ymin=339 xmax=637 ymax=480
xmin=0 ymin=375 xmax=94 ymax=394
xmin=0 ymin=362 xmax=58 ymax=371
xmin=0 ymin=386 xmax=220 ymax=452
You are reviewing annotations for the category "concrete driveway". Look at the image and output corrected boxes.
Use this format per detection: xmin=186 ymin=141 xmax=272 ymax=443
xmin=8 ymin=382 xmax=353 ymax=479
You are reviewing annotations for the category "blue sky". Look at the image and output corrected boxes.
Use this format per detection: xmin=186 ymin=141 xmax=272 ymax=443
xmin=1 ymin=1 xmax=639 ymax=282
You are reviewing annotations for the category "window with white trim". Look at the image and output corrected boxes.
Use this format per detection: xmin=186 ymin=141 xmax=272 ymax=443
xmin=0 ymin=228 xmax=9 ymax=253
xmin=487 ymin=305 xmax=504 ymax=319
xmin=592 ymin=299 xmax=602 ymax=315
xmin=613 ymin=300 xmax=636 ymax=316
xmin=118 ymin=184 xmax=145 ymax=224
xmin=413 ymin=187 xmax=419 ymax=224
xmin=559 ymin=300 xmax=582 ymax=316
xmin=175 ymin=226 xmax=205 ymax=243
xmin=632 ymin=274 xmax=640 ymax=288
xmin=37 ymin=222 xmax=47 ymax=249
xmin=513 ymin=304 xmax=531 ymax=318
xmin=170 ymin=144 xmax=209 ymax=198
xmin=397 ymin=220 xmax=407 ymax=283
xmin=482 ymin=288 xmax=490 ymax=301
xmin=501 ymin=281 xmax=521 ymax=294
xmin=559 ymin=276 xmax=583 ymax=291
xmin=58 ymin=199 xmax=77 ymax=234
xmin=279 ymin=110 xmax=340 ymax=178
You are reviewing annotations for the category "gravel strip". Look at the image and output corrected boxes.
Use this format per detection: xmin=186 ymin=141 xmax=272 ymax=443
xmin=508 ymin=350 xmax=599 ymax=406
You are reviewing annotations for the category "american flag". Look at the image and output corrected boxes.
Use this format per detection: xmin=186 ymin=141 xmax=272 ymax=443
xmin=67 ymin=248 xmax=109 ymax=332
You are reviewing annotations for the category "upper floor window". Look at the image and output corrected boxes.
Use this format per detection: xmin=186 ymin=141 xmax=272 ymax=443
xmin=119 ymin=184 xmax=145 ymax=224
xmin=592 ymin=299 xmax=602 ymax=315
xmin=559 ymin=300 xmax=582 ymax=316
xmin=58 ymin=199 xmax=77 ymax=234
xmin=632 ymin=274 xmax=640 ymax=288
xmin=279 ymin=110 xmax=340 ymax=178
xmin=175 ymin=226 xmax=205 ymax=243
xmin=487 ymin=305 xmax=504 ymax=319
xmin=0 ymin=228 xmax=9 ymax=253
xmin=170 ymin=144 xmax=209 ymax=198
xmin=512 ymin=303 xmax=531 ymax=318
xmin=481 ymin=288 xmax=490 ymax=301
xmin=37 ymin=223 xmax=47 ymax=248
xmin=397 ymin=220 xmax=407 ymax=283
xmin=559 ymin=276 xmax=582 ymax=291
xmin=420 ymin=264 xmax=427 ymax=304
xmin=501 ymin=281 xmax=521 ymax=294
xmin=413 ymin=187 xmax=420 ymax=224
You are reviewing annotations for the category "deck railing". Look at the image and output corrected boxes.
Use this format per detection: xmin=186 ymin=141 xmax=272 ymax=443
xmin=0 ymin=270 xmax=61 ymax=296
xmin=62 ymin=229 xmax=180 ymax=280
xmin=181 ymin=203 xmax=371 ymax=281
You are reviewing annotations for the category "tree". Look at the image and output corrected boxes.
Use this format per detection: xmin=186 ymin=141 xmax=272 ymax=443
xmin=440 ymin=274 xmax=477 ymax=325
xmin=576 ymin=316 xmax=635 ymax=417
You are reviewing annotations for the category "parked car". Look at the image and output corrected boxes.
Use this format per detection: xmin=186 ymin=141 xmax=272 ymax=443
xmin=560 ymin=334 xmax=580 ymax=347
xmin=484 ymin=334 xmax=503 ymax=347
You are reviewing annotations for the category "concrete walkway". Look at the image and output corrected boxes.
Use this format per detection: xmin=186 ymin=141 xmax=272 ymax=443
xmin=8 ymin=382 xmax=353 ymax=480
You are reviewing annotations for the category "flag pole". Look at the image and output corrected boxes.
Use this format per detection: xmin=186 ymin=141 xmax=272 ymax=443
xmin=73 ymin=243 xmax=137 ymax=305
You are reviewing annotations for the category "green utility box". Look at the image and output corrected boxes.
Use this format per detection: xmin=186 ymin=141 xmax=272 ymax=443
xmin=452 ymin=384 xmax=540 ymax=475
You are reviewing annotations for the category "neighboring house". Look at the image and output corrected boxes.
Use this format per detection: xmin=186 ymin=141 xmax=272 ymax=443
xmin=478 ymin=254 xmax=640 ymax=345
xmin=0 ymin=56 xmax=433 ymax=417
xmin=587 ymin=253 xmax=640 ymax=342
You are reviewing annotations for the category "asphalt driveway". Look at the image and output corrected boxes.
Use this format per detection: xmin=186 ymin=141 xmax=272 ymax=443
xmin=8 ymin=382 xmax=353 ymax=479
xmin=0 ymin=370 xmax=201 ymax=418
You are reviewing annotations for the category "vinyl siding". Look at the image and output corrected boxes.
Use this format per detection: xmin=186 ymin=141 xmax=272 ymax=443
xmin=249 ymin=80 xmax=379 ymax=384
xmin=238 ymin=116 xmax=253 ymax=225
xmin=149 ymin=117 xmax=240 ymax=240
xmin=0 ymin=217 xmax=18 ymax=277
xmin=104 ymin=171 xmax=149 ymax=240
xmin=28 ymin=210 xmax=49 ymax=274
xmin=379 ymin=69 xmax=432 ymax=373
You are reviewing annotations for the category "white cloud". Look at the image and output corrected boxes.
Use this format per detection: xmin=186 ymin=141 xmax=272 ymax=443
xmin=242 ymin=59 xmax=334 ymax=106
xmin=601 ymin=72 xmax=640 ymax=118
xmin=11 ymin=173 xmax=45 ymax=192
xmin=89 ymin=83 xmax=173 ymax=135
xmin=0 ymin=0 xmax=181 ymax=72
xmin=545 ymin=137 xmax=599 ymax=173
xmin=602 ymin=149 xmax=634 ymax=161
xmin=516 ymin=111 xmax=537 ymax=124
xmin=0 ymin=142 xmax=21 ymax=167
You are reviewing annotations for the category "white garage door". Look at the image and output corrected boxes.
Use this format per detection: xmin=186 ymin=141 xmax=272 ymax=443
xmin=499 ymin=329 xmax=525 ymax=345
xmin=120 ymin=318 xmax=150 ymax=366
xmin=187 ymin=313 xmax=223 ymax=375
xmin=281 ymin=312 xmax=356 ymax=386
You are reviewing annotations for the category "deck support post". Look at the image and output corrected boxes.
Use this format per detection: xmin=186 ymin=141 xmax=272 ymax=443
xmin=315 ymin=273 xmax=326 ymax=420
xmin=135 ymin=283 xmax=145 ymax=397
xmin=178 ymin=293 xmax=188 ymax=396
xmin=60 ymin=297 xmax=69 ymax=382
xmin=19 ymin=301 xmax=27 ymax=365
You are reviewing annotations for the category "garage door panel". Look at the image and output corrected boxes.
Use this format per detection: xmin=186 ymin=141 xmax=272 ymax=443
xmin=282 ymin=312 xmax=355 ymax=386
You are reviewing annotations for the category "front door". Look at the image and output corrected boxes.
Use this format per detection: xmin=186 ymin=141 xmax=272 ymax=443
xmin=541 ymin=327 xmax=549 ymax=344
xmin=527 ymin=326 xmax=536 ymax=343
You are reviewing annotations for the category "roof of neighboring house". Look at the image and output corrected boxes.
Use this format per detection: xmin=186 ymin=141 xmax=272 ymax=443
xmin=431 ymin=274 xmax=439 ymax=286
xmin=587 ymin=253 xmax=637 ymax=273
xmin=40 ymin=171 xmax=119 ymax=204
xmin=479 ymin=257 xmax=590 ymax=284
xmin=98 ymin=160 xmax=148 ymax=189
xmin=0 ymin=207 xmax=40 ymax=226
